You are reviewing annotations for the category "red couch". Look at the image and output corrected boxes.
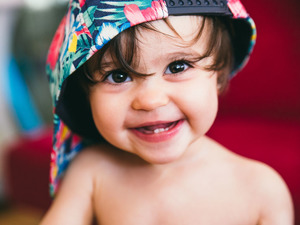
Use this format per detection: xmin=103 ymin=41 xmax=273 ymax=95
xmin=4 ymin=0 xmax=300 ymax=223
xmin=4 ymin=130 xmax=52 ymax=211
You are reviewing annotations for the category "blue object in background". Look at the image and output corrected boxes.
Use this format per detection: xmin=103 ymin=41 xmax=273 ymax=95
xmin=6 ymin=57 xmax=43 ymax=132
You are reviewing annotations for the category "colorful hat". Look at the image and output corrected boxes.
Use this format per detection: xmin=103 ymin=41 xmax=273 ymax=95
xmin=46 ymin=0 xmax=256 ymax=196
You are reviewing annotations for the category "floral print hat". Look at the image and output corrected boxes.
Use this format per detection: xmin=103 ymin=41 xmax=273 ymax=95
xmin=47 ymin=0 xmax=256 ymax=196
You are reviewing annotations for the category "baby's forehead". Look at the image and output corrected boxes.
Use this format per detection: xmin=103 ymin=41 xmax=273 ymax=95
xmin=138 ymin=15 xmax=208 ymax=44
xmin=134 ymin=17 xmax=211 ymax=61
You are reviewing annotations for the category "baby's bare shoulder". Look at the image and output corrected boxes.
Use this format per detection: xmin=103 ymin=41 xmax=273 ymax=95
xmin=218 ymin=145 xmax=290 ymax=196
xmin=72 ymin=143 xmax=142 ymax=183
xmin=217 ymin=146 xmax=294 ymax=224
xmin=40 ymin=145 xmax=112 ymax=225
xmin=71 ymin=143 xmax=122 ymax=173
xmin=209 ymin=139 xmax=289 ymax=187
xmin=240 ymin=158 xmax=294 ymax=224
xmin=225 ymin=150 xmax=289 ymax=193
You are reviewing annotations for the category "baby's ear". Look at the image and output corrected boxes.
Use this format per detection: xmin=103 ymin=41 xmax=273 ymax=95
xmin=217 ymin=83 xmax=222 ymax=92
xmin=216 ymin=70 xmax=230 ymax=96
xmin=217 ymin=84 xmax=223 ymax=96
xmin=217 ymin=81 xmax=229 ymax=96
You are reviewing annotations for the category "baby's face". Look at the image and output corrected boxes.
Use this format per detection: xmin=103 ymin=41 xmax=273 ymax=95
xmin=89 ymin=16 xmax=219 ymax=164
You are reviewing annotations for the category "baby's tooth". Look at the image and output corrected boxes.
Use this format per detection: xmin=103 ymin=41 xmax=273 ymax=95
xmin=153 ymin=127 xmax=171 ymax=134
xmin=154 ymin=128 xmax=165 ymax=134
xmin=154 ymin=128 xmax=160 ymax=134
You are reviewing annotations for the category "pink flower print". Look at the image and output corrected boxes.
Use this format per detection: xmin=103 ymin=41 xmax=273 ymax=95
xmin=71 ymin=133 xmax=82 ymax=150
xmin=47 ymin=16 xmax=66 ymax=70
xmin=124 ymin=0 xmax=168 ymax=26
xmin=124 ymin=4 xmax=145 ymax=26
xmin=50 ymin=150 xmax=58 ymax=183
xmin=227 ymin=0 xmax=248 ymax=19
xmin=141 ymin=6 xmax=158 ymax=21
xmin=79 ymin=0 xmax=86 ymax=7
xmin=75 ymin=23 xmax=92 ymax=38
xmin=54 ymin=121 xmax=71 ymax=150
xmin=151 ymin=0 xmax=168 ymax=19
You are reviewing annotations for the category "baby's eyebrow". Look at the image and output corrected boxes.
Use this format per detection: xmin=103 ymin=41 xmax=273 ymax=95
xmin=96 ymin=60 xmax=123 ymax=74
xmin=166 ymin=50 xmax=211 ymax=62
xmin=100 ymin=61 xmax=115 ymax=69
xmin=98 ymin=60 xmax=152 ymax=78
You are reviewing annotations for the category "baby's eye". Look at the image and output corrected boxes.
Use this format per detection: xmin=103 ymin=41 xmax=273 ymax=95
xmin=165 ymin=61 xmax=191 ymax=74
xmin=105 ymin=70 xmax=132 ymax=84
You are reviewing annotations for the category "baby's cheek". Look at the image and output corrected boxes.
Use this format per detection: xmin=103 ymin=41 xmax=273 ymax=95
xmin=185 ymin=89 xmax=218 ymax=132
xmin=94 ymin=120 xmax=120 ymax=147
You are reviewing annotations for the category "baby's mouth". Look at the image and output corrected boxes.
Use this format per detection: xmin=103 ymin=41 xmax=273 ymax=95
xmin=134 ymin=120 xmax=180 ymax=134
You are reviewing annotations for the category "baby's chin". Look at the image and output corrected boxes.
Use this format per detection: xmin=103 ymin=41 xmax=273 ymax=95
xmin=130 ymin=143 xmax=192 ymax=166
xmin=140 ymin=154 xmax=182 ymax=166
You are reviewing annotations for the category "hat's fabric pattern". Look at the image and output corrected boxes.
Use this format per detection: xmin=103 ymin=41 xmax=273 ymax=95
xmin=231 ymin=16 xmax=256 ymax=76
xmin=46 ymin=0 xmax=256 ymax=196
xmin=228 ymin=0 xmax=248 ymax=18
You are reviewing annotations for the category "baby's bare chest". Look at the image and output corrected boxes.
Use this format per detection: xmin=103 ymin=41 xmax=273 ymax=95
xmin=93 ymin=176 xmax=259 ymax=225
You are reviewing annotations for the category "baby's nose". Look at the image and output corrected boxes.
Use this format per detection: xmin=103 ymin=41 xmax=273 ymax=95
xmin=131 ymin=83 xmax=169 ymax=111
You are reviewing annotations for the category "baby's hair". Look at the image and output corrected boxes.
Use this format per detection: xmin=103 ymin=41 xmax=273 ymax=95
xmin=79 ymin=16 xmax=234 ymax=95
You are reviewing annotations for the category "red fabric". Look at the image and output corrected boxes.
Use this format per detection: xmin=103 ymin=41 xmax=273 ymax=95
xmin=4 ymin=129 xmax=52 ymax=211
xmin=221 ymin=0 xmax=300 ymax=118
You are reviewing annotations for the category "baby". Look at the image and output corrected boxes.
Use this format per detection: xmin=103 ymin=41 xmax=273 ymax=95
xmin=41 ymin=0 xmax=294 ymax=224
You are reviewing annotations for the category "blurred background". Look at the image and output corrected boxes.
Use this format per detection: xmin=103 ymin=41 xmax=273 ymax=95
xmin=0 ymin=0 xmax=67 ymax=223
xmin=0 ymin=0 xmax=299 ymax=224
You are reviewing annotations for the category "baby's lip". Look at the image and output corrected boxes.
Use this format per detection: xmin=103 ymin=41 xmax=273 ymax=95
xmin=131 ymin=120 xmax=177 ymax=128
xmin=129 ymin=119 xmax=184 ymax=143
xmin=135 ymin=120 xmax=176 ymax=128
